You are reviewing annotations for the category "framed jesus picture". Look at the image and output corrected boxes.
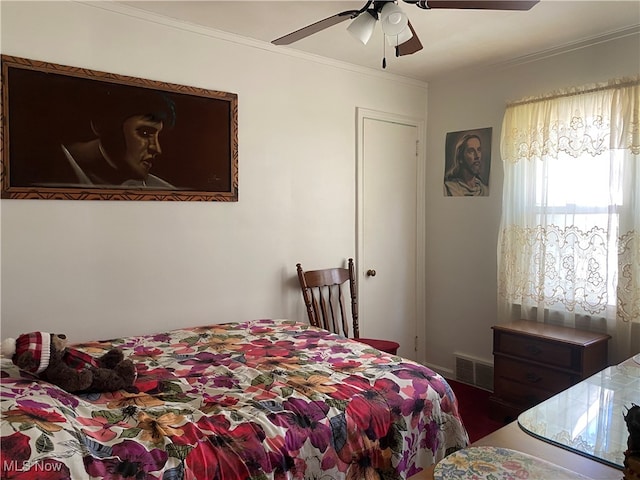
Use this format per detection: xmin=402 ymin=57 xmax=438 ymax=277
xmin=1 ymin=55 xmax=238 ymax=201
xmin=443 ymin=127 xmax=492 ymax=197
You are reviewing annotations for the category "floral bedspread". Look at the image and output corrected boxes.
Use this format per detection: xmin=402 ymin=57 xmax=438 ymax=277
xmin=1 ymin=319 xmax=469 ymax=480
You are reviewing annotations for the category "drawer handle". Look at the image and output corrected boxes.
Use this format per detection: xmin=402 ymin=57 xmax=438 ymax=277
xmin=525 ymin=372 xmax=542 ymax=383
xmin=525 ymin=344 xmax=542 ymax=356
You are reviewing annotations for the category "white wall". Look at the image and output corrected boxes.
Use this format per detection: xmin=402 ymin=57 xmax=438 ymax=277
xmin=0 ymin=1 xmax=427 ymax=342
xmin=424 ymin=32 xmax=640 ymax=374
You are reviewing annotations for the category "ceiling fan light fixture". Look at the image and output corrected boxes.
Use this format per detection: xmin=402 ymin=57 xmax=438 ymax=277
xmin=347 ymin=10 xmax=377 ymax=45
xmin=380 ymin=2 xmax=408 ymax=36
xmin=385 ymin=25 xmax=413 ymax=46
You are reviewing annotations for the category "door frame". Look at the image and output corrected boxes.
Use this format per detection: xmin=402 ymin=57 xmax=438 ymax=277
xmin=355 ymin=107 xmax=426 ymax=364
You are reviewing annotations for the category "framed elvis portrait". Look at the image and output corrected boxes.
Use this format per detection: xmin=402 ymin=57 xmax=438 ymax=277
xmin=1 ymin=55 xmax=238 ymax=201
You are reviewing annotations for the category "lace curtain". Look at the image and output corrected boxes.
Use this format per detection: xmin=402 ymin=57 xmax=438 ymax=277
xmin=498 ymin=77 xmax=639 ymax=363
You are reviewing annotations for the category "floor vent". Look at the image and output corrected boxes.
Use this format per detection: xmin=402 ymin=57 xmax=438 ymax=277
xmin=455 ymin=355 xmax=475 ymax=385
xmin=454 ymin=353 xmax=493 ymax=391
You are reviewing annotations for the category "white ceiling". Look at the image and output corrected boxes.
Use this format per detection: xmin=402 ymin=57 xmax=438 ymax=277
xmin=119 ymin=0 xmax=640 ymax=82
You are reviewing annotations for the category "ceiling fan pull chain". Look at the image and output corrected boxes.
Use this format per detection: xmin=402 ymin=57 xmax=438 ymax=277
xmin=382 ymin=34 xmax=387 ymax=69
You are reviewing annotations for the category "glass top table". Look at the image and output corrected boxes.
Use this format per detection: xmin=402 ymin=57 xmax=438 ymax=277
xmin=517 ymin=354 xmax=640 ymax=469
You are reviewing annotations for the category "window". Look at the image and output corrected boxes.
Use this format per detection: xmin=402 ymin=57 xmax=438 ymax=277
xmin=532 ymin=148 xmax=624 ymax=308
xmin=497 ymin=77 xmax=639 ymax=363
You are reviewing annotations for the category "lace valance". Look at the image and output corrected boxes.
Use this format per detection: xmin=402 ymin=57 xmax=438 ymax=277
xmin=501 ymin=77 xmax=640 ymax=163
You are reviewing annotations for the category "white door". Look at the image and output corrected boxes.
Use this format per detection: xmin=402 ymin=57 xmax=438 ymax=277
xmin=356 ymin=108 xmax=425 ymax=361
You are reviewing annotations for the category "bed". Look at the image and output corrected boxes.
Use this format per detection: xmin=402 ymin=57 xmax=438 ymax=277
xmin=0 ymin=319 xmax=469 ymax=479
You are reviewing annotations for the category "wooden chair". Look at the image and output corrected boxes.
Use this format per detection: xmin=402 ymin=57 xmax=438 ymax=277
xmin=296 ymin=258 xmax=400 ymax=355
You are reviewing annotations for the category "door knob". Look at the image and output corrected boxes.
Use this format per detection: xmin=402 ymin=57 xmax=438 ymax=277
xmin=366 ymin=269 xmax=377 ymax=277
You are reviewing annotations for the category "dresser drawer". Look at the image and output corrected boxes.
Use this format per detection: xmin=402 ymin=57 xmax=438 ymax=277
xmin=493 ymin=376 xmax=557 ymax=408
xmin=495 ymin=356 xmax=575 ymax=392
xmin=496 ymin=332 xmax=574 ymax=369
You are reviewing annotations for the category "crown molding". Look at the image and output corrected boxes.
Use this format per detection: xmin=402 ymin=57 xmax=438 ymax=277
xmin=492 ymin=25 xmax=640 ymax=69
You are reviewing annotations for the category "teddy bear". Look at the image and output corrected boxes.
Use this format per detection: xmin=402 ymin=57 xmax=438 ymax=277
xmin=1 ymin=332 xmax=136 ymax=394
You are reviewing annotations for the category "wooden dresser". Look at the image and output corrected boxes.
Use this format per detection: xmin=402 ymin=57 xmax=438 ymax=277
xmin=489 ymin=320 xmax=610 ymax=423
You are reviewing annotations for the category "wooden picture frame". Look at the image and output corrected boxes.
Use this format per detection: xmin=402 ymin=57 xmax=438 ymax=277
xmin=443 ymin=127 xmax=492 ymax=197
xmin=1 ymin=55 xmax=238 ymax=201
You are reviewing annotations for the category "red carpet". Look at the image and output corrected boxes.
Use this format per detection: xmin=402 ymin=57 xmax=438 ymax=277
xmin=447 ymin=378 xmax=505 ymax=443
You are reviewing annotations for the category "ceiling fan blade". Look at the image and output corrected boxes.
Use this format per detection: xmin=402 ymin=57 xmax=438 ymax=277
xmin=272 ymin=10 xmax=360 ymax=45
xmin=422 ymin=0 xmax=538 ymax=10
xmin=396 ymin=21 xmax=423 ymax=56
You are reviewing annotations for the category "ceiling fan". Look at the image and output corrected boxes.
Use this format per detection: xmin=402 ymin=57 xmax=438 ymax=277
xmin=272 ymin=1 xmax=539 ymax=62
